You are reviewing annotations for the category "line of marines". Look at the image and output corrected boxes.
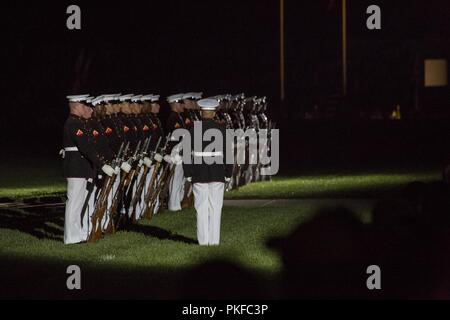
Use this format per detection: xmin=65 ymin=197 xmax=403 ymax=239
xmin=62 ymin=92 xmax=272 ymax=244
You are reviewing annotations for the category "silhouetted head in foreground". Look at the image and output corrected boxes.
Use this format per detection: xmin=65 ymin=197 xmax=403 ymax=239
xmin=268 ymin=207 xmax=370 ymax=299
xmin=179 ymin=259 xmax=267 ymax=300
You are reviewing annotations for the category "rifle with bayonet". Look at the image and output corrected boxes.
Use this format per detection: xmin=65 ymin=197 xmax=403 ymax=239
xmin=87 ymin=142 xmax=126 ymax=243
xmin=103 ymin=141 xmax=130 ymax=234
xmin=106 ymin=140 xmax=142 ymax=232
xmin=142 ymin=133 xmax=172 ymax=218
xmin=129 ymin=136 xmax=161 ymax=222
xmin=125 ymin=138 xmax=150 ymax=215
xmin=117 ymin=139 xmax=148 ymax=228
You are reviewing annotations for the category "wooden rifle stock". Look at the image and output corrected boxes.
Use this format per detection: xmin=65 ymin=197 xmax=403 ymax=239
xmin=142 ymin=161 xmax=162 ymax=219
xmin=156 ymin=163 xmax=176 ymax=214
xmin=130 ymin=165 xmax=150 ymax=223
xmin=87 ymin=175 xmax=114 ymax=243
xmin=104 ymin=171 xmax=128 ymax=234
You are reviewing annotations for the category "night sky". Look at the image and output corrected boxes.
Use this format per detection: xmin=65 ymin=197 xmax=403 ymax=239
xmin=0 ymin=1 xmax=449 ymax=139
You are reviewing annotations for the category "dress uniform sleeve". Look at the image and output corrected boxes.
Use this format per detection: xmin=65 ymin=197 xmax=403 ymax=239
xmin=68 ymin=121 xmax=106 ymax=168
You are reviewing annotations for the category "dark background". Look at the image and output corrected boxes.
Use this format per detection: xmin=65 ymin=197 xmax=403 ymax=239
xmin=0 ymin=0 xmax=449 ymax=170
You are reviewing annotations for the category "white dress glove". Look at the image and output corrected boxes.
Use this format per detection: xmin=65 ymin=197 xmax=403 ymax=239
xmin=186 ymin=177 xmax=192 ymax=182
xmin=114 ymin=166 xmax=120 ymax=175
xmin=121 ymin=162 xmax=132 ymax=173
xmin=225 ymin=177 xmax=231 ymax=182
xmin=163 ymin=155 xmax=173 ymax=164
xmin=173 ymin=154 xmax=182 ymax=165
xmin=143 ymin=157 xmax=152 ymax=168
xmin=154 ymin=153 xmax=163 ymax=162
xmin=102 ymin=164 xmax=115 ymax=177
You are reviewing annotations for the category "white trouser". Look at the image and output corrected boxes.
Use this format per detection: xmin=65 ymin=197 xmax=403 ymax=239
xmin=138 ymin=167 xmax=152 ymax=219
xmin=102 ymin=174 xmax=120 ymax=230
xmin=128 ymin=166 xmax=142 ymax=219
xmin=150 ymin=165 xmax=162 ymax=215
xmin=135 ymin=167 xmax=145 ymax=220
xmin=168 ymin=163 xmax=184 ymax=211
xmin=137 ymin=164 xmax=161 ymax=217
xmin=193 ymin=182 xmax=225 ymax=245
xmin=64 ymin=178 xmax=95 ymax=244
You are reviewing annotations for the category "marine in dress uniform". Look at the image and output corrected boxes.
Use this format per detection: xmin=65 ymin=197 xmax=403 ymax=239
xmin=62 ymin=95 xmax=115 ymax=244
xmin=145 ymin=94 xmax=165 ymax=215
xmin=183 ymin=98 xmax=233 ymax=245
xmin=128 ymin=94 xmax=149 ymax=220
xmin=166 ymin=93 xmax=187 ymax=212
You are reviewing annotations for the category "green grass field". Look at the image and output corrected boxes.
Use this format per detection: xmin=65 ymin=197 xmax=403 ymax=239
xmin=0 ymin=159 xmax=443 ymax=298
xmin=0 ymin=201 xmax=374 ymax=298
xmin=0 ymin=157 xmax=441 ymax=200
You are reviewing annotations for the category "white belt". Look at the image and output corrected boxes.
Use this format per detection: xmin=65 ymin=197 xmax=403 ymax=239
xmin=64 ymin=147 xmax=79 ymax=152
xmin=193 ymin=151 xmax=223 ymax=157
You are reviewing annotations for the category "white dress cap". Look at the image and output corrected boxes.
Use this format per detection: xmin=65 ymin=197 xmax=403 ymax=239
xmin=197 ymin=98 xmax=219 ymax=110
xmin=150 ymin=95 xmax=160 ymax=102
xmin=141 ymin=94 xmax=154 ymax=101
xmin=131 ymin=95 xmax=143 ymax=102
xmin=67 ymin=94 xmax=90 ymax=102
xmin=167 ymin=93 xmax=185 ymax=103
xmin=91 ymin=95 xmax=105 ymax=106
xmin=182 ymin=92 xmax=196 ymax=100
xmin=119 ymin=94 xmax=134 ymax=102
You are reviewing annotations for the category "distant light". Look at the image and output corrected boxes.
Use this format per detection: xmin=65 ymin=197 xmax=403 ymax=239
xmin=424 ymin=59 xmax=448 ymax=87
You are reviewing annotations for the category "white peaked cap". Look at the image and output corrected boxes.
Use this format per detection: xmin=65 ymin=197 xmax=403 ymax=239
xmin=119 ymin=94 xmax=134 ymax=102
xmin=67 ymin=94 xmax=90 ymax=102
xmin=91 ymin=96 xmax=105 ymax=106
xmin=131 ymin=95 xmax=143 ymax=102
xmin=141 ymin=94 xmax=154 ymax=101
xmin=102 ymin=95 xmax=117 ymax=103
xmin=198 ymin=98 xmax=219 ymax=110
xmin=182 ymin=92 xmax=196 ymax=99
xmin=103 ymin=93 xmax=121 ymax=99
xmin=85 ymin=96 xmax=95 ymax=103
xmin=167 ymin=93 xmax=185 ymax=103
xmin=194 ymin=92 xmax=203 ymax=99
xmin=213 ymin=95 xmax=224 ymax=102
xmin=150 ymin=95 xmax=160 ymax=102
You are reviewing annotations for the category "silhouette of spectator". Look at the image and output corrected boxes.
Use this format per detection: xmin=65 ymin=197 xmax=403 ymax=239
xmin=179 ymin=259 xmax=267 ymax=299
xmin=367 ymin=181 xmax=450 ymax=299
xmin=268 ymin=207 xmax=370 ymax=299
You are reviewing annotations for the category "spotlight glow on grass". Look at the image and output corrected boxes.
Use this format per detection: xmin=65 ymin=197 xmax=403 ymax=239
xmin=226 ymin=171 xmax=440 ymax=199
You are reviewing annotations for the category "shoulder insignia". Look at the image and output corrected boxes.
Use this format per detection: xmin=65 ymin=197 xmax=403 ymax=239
xmin=105 ymin=127 xmax=113 ymax=135
xmin=93 ymin=130 xmax=99 ymax=137
xmin=153 ymin=124 xmax=158 ymax=129
xmin=185 ymin=118 xmax=191 ymax=125
xmin=76 ymin=129 xmax=84 ymax=137
xmin=124 ymin=126 xmax=130 ymax=133
xmin=175 ymin=122 xmax=181 ymax=129
xmin=143 ymin=125 xmax=150 ymax=132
